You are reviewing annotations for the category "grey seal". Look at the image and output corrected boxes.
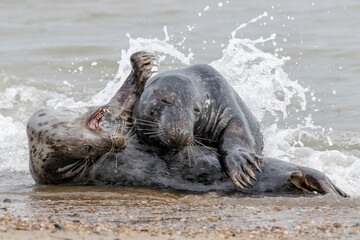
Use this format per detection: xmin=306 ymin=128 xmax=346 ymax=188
xmin=75 ymin=141 xmax=349 ymax=197
xmin=133 ymin=64 xmax=264 ymax=188
xmin=27 ymin=51 xmax=155 ymax=184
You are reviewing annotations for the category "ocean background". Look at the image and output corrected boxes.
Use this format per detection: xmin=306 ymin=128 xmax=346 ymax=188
xmin=0 ymin=0 xmax=359 ymax=197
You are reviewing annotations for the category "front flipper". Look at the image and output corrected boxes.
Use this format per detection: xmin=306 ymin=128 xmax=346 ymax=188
xmin=290 ymin=170 xmax=349 ymax=197
xmin=219 ymin=120 xmax=263 ymax=189
xmin=222 ymin=151 xmax=262 ymax=188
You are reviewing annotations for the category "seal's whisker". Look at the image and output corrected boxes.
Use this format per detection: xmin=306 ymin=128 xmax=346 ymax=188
xmin=144 ymin=113 xmax=165 ymax=125
xmin=79 ymin=157 xmax=92 ymax=177
xmin=66 ymin=159 xmax=86 ymax=175
xmin=125 ymin=127 xmax=137 ymax=138
xmin=148 ymin=132 xmax=164 ymax=139
xmin=126 ymin=136 xmax=138 ymax=144
xmin=189 ymin=143 xmax=199 ymax=158
xmin=127 ymin=131 xmax=137 ymax=138
xmin=135 ymin=122 xmax=158 ymax=127
xmin=111 ymin=118 xmax=129 ymax=135
xmin=193 ymin=139 xmax=220 ymax=156
xmin=186 ymin=146 xmax=192 ymax=167
xmin=117 ymin=117 xmax=132 ymax=124
xmin=143 ymin=133 xmax=164 ymax=139
xmin=135 ymin=127 xmax=161 ymax=131
xmin=125 ymin=129 xmax=138 ymax=143
xmin=131 ymin=117 xmax=158 ymax=125
xmin=142 ymin=130 xmax=165 ymax=135
xmin=189 ymin=143 xmax=198 ymax=166
xmin=115 ymin=118 xmax=124 ymax=136
xmin=194 ymin=136 xmax=217 ymax=143
xmin=192 ymin=143 xmax=211 ymax=165
xmin=117 ymin=119 xmax=123 ymax=134
xmin=127 ymin=117 xmax=156 ymax=126
xmin=120 ymin=118 xmax=126 ymax=136
xmin=191 ymin=143 xmax=203 ymax=165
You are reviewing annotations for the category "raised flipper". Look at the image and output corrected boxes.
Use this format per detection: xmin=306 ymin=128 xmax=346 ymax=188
xmin=107 ymin=51 xmax=156 ymax=121
xmin=131 ymin=51 xmax=156 ymax=95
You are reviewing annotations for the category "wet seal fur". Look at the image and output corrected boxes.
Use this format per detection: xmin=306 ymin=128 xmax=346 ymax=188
xmin=132 ymin=63 xmax=348 ymax=197
xmin=133 ymin=64 xmax=265 ymax=188
xmin=75 ymin=143 xmax=348 ymax=197
xmin=26 ymin=52 xmax=349 ymax=197
xmin=27 ymin=51 xmax=155 ymax=184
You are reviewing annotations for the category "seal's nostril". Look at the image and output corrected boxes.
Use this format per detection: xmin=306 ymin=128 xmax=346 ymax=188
xmin=110 ymin=134 xmax=127 ymax=153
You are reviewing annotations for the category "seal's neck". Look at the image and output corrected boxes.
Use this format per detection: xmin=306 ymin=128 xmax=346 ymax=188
xmin=194 ymin=101 xmax=233 ymax=143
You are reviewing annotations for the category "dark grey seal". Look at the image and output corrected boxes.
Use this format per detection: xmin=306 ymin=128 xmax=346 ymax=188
xmin=73 ymin=141 xmax=349 ymax=197
xmin=133 ymin=64 xmax=264 ymax=188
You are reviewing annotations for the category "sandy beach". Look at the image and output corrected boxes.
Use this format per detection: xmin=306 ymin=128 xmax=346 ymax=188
xmin=0 ymin=186 xmax=359 ymax=239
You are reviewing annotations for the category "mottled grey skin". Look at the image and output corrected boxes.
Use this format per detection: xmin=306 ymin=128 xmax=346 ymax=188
xmin=27 ymin=51 xmax=155 ymax=184
xmin=133 ymin=64 xmax=264 ymax=189
xmin=74 ymin=141 xmax=349 ymax=197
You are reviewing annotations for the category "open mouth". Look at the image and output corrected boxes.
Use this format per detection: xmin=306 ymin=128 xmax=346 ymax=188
xmin=88 ymin=107 xmax=110 ymax=131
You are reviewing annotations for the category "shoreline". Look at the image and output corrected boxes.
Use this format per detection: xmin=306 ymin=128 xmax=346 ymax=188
xmin=1 ymin=187 xmax=359 ymax=239
xmin=0 ymin=213 xmax=359 ymax=239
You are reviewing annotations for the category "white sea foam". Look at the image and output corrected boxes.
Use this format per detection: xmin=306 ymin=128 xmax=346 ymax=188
xmin=0 ymin=114 xmax=28 ymax=172
xmin=89 ymin=26 xmax=193 ymax=106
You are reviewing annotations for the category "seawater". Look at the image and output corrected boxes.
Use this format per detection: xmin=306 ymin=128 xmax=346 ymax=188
xmin=0 ymin=1 xmax=359 ymax=197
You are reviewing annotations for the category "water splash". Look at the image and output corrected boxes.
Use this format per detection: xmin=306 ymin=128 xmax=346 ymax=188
xmin=89 ymin=26 xmax=194 ymax=106
xmin=211 ymin=12 xmax=307 ymax=121
xmin=208 ymin=12 xmax=359 ymax=196
xmin=0 ymin=115 xmax=28 ymax=172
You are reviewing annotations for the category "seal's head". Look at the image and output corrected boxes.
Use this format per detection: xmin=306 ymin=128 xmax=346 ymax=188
xmin=133 ymin=73 xmax=202 ymax=149
xmin=27 ymin=106 xmax=127 ymax=184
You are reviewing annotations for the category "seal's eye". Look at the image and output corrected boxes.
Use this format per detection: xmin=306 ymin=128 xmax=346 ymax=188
xmin=161 ymin=98 xmax=172 ymax=105
xmin=194 ymin=106 xmax=200 ymax=113
xmin=82 ymin=145 xmax=93 ymax=153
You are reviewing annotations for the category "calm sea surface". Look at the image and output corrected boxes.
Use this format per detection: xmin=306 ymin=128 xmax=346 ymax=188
xmin=0 ymin=0 xmax=359 ymax=203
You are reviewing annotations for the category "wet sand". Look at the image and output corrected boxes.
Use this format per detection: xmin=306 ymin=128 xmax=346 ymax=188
xmin=0 ymin=185 xmax=359 ymax=239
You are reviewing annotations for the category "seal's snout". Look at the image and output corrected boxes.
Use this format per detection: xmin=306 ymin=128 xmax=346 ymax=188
xmin=164 ymin=129 xmax=193 ymax=148
xmin=110 ymin=134 xmax=127 ymax=153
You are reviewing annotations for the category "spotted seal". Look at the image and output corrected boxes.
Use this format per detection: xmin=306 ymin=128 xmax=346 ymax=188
xmin=27 ymin=51 xmax=155 ymax=184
